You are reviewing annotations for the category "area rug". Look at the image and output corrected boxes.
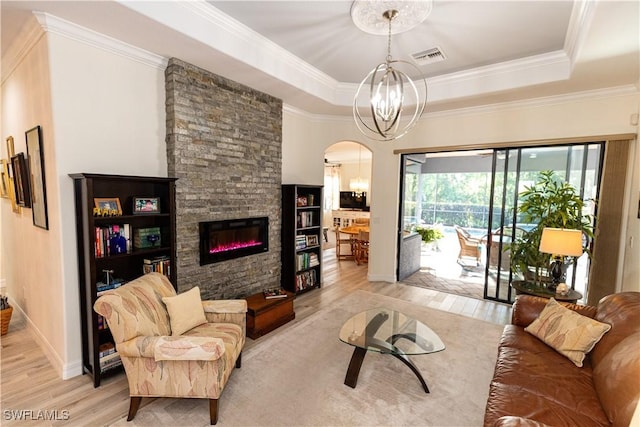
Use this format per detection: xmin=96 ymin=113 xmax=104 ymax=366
xmin=110 ymin=290 xmax=503 ymax=426
xmin=401 ymin=269 xmax=485 ymax=300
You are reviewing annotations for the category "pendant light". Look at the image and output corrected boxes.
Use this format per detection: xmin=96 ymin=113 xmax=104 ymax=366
xmin=352 ymin=2 xmax=429 ymax=141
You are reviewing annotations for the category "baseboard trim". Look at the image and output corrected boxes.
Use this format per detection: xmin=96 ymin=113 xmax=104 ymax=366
xmin=12 ymin=303 xmax=83 ymax=380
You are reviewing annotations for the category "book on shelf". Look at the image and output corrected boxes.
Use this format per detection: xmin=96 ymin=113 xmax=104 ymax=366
xmin=296 ymin=211 xmax=316 ymax=228
xmin=295 ymin=269 xmax=318 ymax=292
xmin=295 ymin=235 xmax=307 ymax=250
xmin=98 ymin=342 xmax=116 ymax=358
xmin=97 ymin=315 xmax=109 ymax=331
xmin=143 ymin=255 xmax=171 ymax=277
xmin=263 ymin=287 xmax=288 ymax=299
xmin=295 ymin=252 xmax=320 ymax=270
xmin=94 ymin=224 xmax=130 ymax=257
xmin=96 ymin=279 xmax=125 ymax=296
xmin=100 ymin=351 xmax=122 ymax=371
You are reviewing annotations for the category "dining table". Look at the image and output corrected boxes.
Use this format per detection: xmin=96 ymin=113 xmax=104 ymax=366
xmin=338 ymin=225 xmax=370 ymax=264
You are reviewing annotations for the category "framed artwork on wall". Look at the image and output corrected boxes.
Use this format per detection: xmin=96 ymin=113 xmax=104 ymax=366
xmin=11 ymin=152 xmax=31 ymax=208
xmin=5 ymin=136 xmax=20 ymax=213
xmin=0 ymin=159 xmax=9 ymax=198
xmin=26 ymin=125 xmax=48 ymax=229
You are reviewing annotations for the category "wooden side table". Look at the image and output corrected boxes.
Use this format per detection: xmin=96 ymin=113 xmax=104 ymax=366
xmin=245 ymin=290 xmax=295 ymax=339
xmin=511 ymin=280 xmax=583 ymax=304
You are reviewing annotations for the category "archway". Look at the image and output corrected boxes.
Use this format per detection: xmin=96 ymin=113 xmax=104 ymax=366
xmin=323 ymin=141 xmax=372 ymax=256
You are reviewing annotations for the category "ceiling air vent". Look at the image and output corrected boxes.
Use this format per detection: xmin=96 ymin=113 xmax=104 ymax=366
xmin=411 ymin=47 xmax=446 ymax=65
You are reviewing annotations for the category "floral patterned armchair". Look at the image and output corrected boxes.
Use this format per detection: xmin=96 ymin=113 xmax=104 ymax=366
xmin=93 ymin=272 xmax=246 ymax=425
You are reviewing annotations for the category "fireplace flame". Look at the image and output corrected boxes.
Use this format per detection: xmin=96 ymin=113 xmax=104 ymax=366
xmin=209 ymin=240 xmax=263 ymax=254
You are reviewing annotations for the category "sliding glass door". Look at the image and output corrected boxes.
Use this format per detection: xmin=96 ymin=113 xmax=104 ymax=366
xmin=398 ymin=143 xmax=603 ymax=303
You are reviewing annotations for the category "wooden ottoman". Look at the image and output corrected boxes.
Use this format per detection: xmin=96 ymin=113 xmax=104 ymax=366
xmin=245 ymin=290 xmax=295 ymax=339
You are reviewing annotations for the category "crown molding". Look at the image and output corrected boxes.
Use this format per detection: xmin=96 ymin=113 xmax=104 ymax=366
xmin=421 ymin=84 xmax=640 ymax=119
xmin=32 ymin=12 xmax=167 ymax=70
xmin=564 ymin=0 xmax=598 ymax=72
xmin=121 ymin=0 xmax=339 ymax=102
xmin=286 ymin=85 xmax=639 ymax=124
xmin=1 ymin=14 xmax=45 ymax=84
xmin=123 ymin=0 xmax=580 ymax=110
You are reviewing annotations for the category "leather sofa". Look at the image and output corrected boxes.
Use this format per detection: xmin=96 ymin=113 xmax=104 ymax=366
xmin=484 ymin=292 xmax=640 ymax=427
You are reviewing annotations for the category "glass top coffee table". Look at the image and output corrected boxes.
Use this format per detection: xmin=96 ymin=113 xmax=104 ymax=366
xmin=339 ymin=308 xmax=445 ymax=393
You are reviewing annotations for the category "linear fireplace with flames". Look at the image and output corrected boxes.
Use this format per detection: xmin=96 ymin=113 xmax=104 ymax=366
xmin=199 ymin=217 xmax=269 ymax=266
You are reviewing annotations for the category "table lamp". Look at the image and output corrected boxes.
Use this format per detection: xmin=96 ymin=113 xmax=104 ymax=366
xmin=539 ymin=227 xmax=583 ymax=292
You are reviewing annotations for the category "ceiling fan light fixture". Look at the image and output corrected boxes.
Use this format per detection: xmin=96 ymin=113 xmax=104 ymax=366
xmin=352 ymin=2 xmax=429 ymax=142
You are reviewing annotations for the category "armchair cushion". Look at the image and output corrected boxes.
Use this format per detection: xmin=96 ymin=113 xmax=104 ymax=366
xmin=525 ymin=297 xmax=611 ymax=367
xmin=162 ymin=286 xmax=207 ymax=336
xmin=202 ymin=299 xmax=247 ymax=314
xmin=154 ymin=336 xmax=225 ymax=361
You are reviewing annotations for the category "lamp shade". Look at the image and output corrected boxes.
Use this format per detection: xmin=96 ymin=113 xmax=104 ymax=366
xmin=539 ymin=228 xmax=583 ymax=257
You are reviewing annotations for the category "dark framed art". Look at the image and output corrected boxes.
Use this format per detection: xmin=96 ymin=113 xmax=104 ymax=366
xmin=5 ymin=136 xmax=20 ymax=213
xmin=11 ymin=152 xmax=31 ymax=208
xmin=133 ymin=197 xmax=160 ymax=214
xmin=26 ymin=126 xmax=49 ymax=229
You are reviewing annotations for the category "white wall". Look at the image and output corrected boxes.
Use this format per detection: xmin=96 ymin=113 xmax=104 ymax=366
xmin=283 ymin=91 xmax=640 ymax=289
xmin=1 ymin=21 xmax=166 ymax=378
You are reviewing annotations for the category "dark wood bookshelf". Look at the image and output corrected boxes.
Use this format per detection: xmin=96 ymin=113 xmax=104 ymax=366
xmin=281 ymin=184 xmax=323 ymax=295
xmin=70 ymin=173 xmax=177 ymax=387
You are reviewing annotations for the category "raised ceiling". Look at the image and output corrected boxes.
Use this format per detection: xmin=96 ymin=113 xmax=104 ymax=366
xmin=1 ymin=1 xmax=639 ymax=116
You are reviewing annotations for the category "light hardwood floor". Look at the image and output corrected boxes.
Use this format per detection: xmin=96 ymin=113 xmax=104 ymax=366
xmin=0 ymin=248 xmax=511 ymax=426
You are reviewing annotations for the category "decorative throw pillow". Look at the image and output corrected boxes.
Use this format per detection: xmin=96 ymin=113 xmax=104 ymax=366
xmin=162 ymin=286 xmax=207 ymax=336
xmin=525 ymin=298 xmax=611 ymax=367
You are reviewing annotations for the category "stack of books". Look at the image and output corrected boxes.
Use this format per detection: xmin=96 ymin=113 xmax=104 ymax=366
xmin=98 ymin=342 xmax=122 ymax=373
xmin=262 ymin=288 xmax=288 ymax=299
xmin=143 ymin=255 xmax=171 ymax=276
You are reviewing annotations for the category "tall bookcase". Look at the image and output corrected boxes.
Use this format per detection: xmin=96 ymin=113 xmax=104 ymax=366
xmin=70 ymin=173 xmax=177 ymax=387
xmin=281 ymin=184 xmax=323 ymax=294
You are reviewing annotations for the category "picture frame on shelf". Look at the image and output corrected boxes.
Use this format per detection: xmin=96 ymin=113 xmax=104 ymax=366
xmin=11 ymin=153 xmax=31 ymax=208
xmin=133 ymin=197 xmax=160 ymax=214
xmin=306 ymin=235 xmax=319 ymax=246
xmin=26 ymin=126 xmax=48 ymax=229
xmin=296 ymin=196 xmax=307 ymax=207
xmin=94 ymin=197 xmax=122 ymax=216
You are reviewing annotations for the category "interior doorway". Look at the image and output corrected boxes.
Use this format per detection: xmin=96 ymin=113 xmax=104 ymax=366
xmin=398 ymin=143 xmax=603 ymax=303
xmin=324 ymin=141 xmax=372 ymax=255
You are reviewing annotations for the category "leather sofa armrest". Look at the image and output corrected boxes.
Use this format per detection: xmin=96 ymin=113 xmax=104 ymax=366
xmin=511 ymin=294 xmax=597 ymax=327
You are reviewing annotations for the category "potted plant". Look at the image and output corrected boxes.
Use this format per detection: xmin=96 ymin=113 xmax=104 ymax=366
xmin=509 ymin=170 xmax=595 ymax=285
xmin=415 ymin=224 xmax=444 ymax=250
xmin=1 ymin=294 xmax=12 ymax=336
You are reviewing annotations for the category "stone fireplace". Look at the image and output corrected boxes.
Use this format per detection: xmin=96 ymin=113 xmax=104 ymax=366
xmin=165 ymin=58 xmax=283 ymax=299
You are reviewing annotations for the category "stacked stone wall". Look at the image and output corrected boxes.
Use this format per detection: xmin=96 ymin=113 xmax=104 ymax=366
xmin=165 ymin=58 xmax=282 ymax=299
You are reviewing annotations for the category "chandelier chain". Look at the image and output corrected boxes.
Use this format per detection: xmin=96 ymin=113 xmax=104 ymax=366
xmin=386 ymin=14 xmax=392 ymax=63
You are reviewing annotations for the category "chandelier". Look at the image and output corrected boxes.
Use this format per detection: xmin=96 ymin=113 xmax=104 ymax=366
xmin=349 ymin=144 xmax=369 ymax=194
xmin=352 ymin=1 xmax=430 ymax=141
